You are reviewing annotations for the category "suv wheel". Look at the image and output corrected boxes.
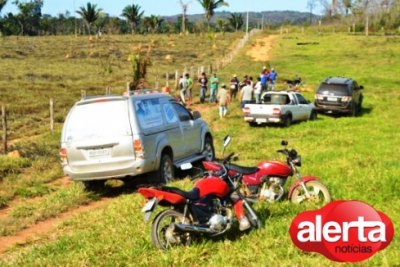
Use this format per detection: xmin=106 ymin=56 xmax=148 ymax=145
xmin=203 ymin=137 xmax=215 ymax=161
xmin=350 ymin=104 xmax=357 ymax=117
xmin=158 ymin=154 xmax=174 ymax=184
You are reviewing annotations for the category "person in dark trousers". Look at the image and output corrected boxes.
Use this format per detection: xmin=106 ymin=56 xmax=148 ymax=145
xmin=229 ymin=74 xmax=240 ymax=101
xmin=198 ymin=72 xmax=208 ymax=103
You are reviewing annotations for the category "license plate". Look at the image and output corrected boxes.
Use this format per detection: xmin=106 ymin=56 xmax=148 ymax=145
xmin=256 ymin=118 xmax=267 ymax=123
xmin=142 ymin=198 xmax=157 ymax=222
xmin=327 ymin=97 xmax=337 ymax=102
xmin=142 ymin=197 xmax=157 ymax=212
xmin=88 ymin=148 xmax=111 ymax=158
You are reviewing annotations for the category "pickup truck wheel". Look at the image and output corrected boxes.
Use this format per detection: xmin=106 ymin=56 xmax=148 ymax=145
xmin=309 ymin=110 xmax=317 ymax=121
xmin=283 ymin=114 xmax=292 ymax=127
xmin=203 ymin=137 xmax=215 ymax=161
xmin=158 ymin=154 xmax=174 ymax=184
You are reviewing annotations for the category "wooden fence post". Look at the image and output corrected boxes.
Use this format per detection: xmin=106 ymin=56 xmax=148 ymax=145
xmin=166 ymin=72 xmax=169 ymax=87
xmin=126 ymin=82 xmax=130 ymax=94
xmin=50 ymin=98 xmax=54 ymax=133
xmin=1 ymin=105 xmax=7 ymax=154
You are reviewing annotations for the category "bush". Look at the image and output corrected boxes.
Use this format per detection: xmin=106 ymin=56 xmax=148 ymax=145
xmin=0 ymin=156 xmax=31 ymax=178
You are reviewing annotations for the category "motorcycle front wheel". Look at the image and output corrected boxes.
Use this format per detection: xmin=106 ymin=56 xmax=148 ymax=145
xmin=290 ymin=180 xmax=331 ymax=206
xmin=151 ymin=209 xmax=192 ymax=250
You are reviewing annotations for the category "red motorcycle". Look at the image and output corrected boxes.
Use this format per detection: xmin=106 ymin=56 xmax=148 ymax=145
xmin=202 ymin=136 xmax=331 ymax=205
xmin=138 ymin=154 xmax=261 ymax=250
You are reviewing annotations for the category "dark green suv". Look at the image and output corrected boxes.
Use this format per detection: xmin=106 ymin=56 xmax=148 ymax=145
xmin=314 ymin=77 xmax=364 ymax=116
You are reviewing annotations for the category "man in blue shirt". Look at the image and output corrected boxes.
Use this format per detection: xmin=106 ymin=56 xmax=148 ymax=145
xmin=268 ymin=68 xmax=278 ymax=91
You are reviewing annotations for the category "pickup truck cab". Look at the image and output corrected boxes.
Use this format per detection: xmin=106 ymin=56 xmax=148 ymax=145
xmin=243 ymin=91 xmax=317 ymax=127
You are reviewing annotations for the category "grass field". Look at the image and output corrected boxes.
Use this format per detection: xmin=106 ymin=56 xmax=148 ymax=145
xmin=0 ymin=29 xmax=399 ymax=266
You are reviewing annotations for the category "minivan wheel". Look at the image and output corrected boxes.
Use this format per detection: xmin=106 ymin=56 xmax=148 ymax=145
xmin=82 ymin=180 xmax=104 ymax=191
xmin=203 ymin=137 xmax=215 ymax=161
xmin=158 ymin=154 xmax=174 ymax=184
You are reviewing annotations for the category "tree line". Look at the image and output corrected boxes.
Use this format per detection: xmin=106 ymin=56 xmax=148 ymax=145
xmin=0 ymin=0 xmax=250 ymax=36
xmin=311 ymin=0 xmax=400 ymax=31
xmin=0 ymin=0 xmax=399 ymax=36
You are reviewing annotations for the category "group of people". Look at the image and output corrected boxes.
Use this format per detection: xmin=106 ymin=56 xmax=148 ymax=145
xmin=176 ymin=66 xmax=278 ymax=119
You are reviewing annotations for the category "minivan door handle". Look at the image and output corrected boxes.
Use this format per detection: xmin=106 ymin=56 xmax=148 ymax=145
xmin=77 ymin=142 xmax=119 ymax=149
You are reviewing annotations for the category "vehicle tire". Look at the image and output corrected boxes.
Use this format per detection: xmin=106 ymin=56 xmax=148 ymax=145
xmin=203 ymin=136 xmax=215 ymax=161
xmin=309 ymin=110 xmax=317 ymax=121
xmin=283 ymin=114 xmax=292 ymax=127
xmin=151 ymin=209 xmax=192 ymax=250
xmin=350 ymin=103 xmax=357 ymax=117
xmin=82 ymin=180 xmax=104 ymax=191
xmin=290 ymin=180 xmax=331 ymax=206
xmin=158 ymin=154 xmax=174 ymax=184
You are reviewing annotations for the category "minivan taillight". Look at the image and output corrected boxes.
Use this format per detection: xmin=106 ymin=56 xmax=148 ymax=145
xmin=133 ymin=136 xmax=144 ymax=159
xmin=60 ymin=148 xmax=68 ymax=164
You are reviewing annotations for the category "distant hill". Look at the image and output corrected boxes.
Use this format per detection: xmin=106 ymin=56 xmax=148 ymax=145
xmin=164 ymin=10 xmax=317 ymax=26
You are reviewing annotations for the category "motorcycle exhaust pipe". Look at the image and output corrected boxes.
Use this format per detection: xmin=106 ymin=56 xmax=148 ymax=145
xmin=174 ymin=223 xmax=218 ymax=234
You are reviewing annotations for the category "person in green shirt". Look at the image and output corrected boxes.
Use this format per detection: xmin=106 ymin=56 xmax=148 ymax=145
xmin=185 ymin=73 xmax=193 ymax=106
xmin=209 ymin=73 xmax=219 ymax=103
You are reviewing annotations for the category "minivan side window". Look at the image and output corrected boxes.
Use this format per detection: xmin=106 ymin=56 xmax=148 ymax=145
xmin=134 ymin=98 xmax=164 ymax=129
xmin=172 ymin=103 xmax=192 ymax=122
xmin=163 ymin=103 xmax=179 ymax=124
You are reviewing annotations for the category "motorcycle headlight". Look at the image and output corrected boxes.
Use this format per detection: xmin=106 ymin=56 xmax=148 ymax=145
xmin=292 ymin=156 xmax=301 ymax=167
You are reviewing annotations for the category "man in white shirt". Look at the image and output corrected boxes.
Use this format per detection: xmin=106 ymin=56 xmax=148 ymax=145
xmin=240 ymin=80 xmax=253 ymax=109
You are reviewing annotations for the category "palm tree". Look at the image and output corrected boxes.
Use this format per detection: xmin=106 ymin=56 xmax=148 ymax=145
xmin=197 ymin=0 xmax=229 ymax=29
xmin=121 ymin=4 xmax=144 ymax=34
xmin=143 ymin=15 xmax=164 ymax=34
xmin=76 ymin=2 xmax=102 ymax=35
xmin=228 ymin=13 xmax=243 ymax=31
xmin=216 ymin=18 xmax=227 ymax=33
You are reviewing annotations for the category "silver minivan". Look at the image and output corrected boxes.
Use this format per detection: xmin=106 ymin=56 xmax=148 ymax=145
xmin=60 ymin=90 xmax=214 ymax=188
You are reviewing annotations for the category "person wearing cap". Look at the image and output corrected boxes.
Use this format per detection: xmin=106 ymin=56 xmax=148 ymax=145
xmin=217 ymin=83 xmax=231 ymax=118
xmin=229 ymin=74 xmax=240 ymax=100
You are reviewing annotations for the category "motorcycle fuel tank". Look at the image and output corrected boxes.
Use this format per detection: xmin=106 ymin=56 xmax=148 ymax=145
xmin=257 ymin=161 xmax=293 ymax=177
xmin=195 ymin=177 xmax=229 ymax=198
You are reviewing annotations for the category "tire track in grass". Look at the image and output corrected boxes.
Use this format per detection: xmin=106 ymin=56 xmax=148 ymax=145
xmin=0 ymin=197 xmax=112 ymax=255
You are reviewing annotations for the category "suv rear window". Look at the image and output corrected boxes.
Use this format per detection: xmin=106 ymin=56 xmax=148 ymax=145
xmin=317 ymin=84 xmax=350 ymax=96
xmin=66 ymin=100 xmax=131 ymax=139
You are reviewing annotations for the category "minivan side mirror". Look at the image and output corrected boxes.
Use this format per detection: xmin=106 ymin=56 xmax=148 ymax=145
xmin=359 ymin=85 xmax=364 ymax=90
xmin=192 ymin=111 xmax=201 ymax=120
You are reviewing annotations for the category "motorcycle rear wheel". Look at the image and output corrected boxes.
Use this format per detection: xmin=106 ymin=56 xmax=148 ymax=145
xmin=290 ymin=180 xmax=331 ymax=206
xmin=151 ymin=209 xmax=192 ymax=250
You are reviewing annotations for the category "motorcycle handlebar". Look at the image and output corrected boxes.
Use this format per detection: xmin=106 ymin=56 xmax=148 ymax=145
xmin=223 ymin=152 xmax=235 ymax=163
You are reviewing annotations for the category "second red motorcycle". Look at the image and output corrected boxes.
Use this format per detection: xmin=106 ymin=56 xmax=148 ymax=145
xmin=202 ymin=136 xmax=331 ymax=205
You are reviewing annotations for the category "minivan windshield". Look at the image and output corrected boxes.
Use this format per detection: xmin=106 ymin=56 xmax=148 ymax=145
xmin=65 ymin=100 xmax=131 ymax=139
xmin=317 ymin=84 xmax=350 ymax=96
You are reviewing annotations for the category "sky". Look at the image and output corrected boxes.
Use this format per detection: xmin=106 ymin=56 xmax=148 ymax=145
xmin=2 ymin=0 xmax=319 ymax=17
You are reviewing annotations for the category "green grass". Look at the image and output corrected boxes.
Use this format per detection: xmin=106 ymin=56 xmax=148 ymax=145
xmin=0 ymin=30 xmax=400 ymax=266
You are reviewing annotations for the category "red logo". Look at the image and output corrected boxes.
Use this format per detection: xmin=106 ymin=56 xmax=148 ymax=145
xmin=289 ymin=200 xmax=394 ymax=262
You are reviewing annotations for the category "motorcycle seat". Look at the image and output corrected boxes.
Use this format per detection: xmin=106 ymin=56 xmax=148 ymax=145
xmin=161 ymin=186 xmax=200 ymax=200
xmin=227 ymin=163 xmax=259 ymax=175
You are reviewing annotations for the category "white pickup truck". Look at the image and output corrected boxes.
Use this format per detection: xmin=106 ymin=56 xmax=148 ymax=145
xmin=243 ymin=91 xmax=317 ymax=127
